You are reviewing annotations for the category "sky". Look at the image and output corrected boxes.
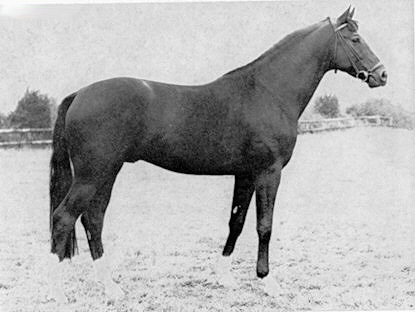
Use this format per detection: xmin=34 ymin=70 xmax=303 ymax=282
xmin=0 ymin=0 xmax=413 ymax=114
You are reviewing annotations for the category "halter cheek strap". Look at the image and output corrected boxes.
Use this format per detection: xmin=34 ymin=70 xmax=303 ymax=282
xmin=327 ymin=17 xmax=381 ymax=82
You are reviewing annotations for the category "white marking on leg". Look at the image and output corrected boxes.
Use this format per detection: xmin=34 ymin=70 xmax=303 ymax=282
xmin=215 ymin=254 xmax=237 ymax=288
xmin=232 ymin=205 xmax=239 ymax=214
xmin=216 ymin=254 xmax=232 ymax=273
xmin=47 ymin=254 xmax=68 ymax=304
xmin=262 ymin=275 xmax=280 ymax=297
xmin=94 ymin=256 xmax=124 ymax=300
xmin=86 ymin=230 xmax=92 ymax=241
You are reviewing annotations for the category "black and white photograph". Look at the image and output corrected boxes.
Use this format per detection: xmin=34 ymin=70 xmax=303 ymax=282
xmin=0 ymin=0 xmax=414 ymax=311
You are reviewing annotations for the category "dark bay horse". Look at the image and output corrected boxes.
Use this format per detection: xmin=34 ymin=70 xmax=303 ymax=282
xmin=49 ymin=7 xmax=386 ymax=301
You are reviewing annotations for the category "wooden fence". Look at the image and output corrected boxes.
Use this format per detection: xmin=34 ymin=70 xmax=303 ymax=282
xmin=298 ymin=115 xmax=393 ymax=134
xmin=0 ymin=115 xmax=393 ymax=148
xmin=0 ymin=128 xmax=52 ymax=148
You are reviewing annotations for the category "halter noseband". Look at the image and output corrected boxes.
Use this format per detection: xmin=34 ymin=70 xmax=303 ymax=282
xmin=327 ymin=17 xmax=382 ymax=82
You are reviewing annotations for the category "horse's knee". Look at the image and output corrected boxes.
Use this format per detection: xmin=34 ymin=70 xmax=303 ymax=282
xmin=229 ymin=219 xmax=244 ymax=236
xmin=257 ymin=225 xmax=272 ymax=243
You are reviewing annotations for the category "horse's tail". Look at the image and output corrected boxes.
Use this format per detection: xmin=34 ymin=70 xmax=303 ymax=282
xmin=49 ymin=92 xmax=77 ymax=258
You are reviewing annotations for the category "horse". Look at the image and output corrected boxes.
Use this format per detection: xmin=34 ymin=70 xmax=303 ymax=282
xmin=48 ymin=7 xmax=387 ymax=302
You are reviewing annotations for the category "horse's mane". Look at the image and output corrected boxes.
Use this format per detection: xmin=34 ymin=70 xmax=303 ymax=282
xmin=223 ymin=18 xmax=359 ymax=77
xmin=223 ymin=21 xmax=324 ymax=77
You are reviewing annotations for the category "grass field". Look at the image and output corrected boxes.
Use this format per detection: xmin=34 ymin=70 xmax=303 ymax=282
xmin=0 ymin=128 xmax=414 ymax=311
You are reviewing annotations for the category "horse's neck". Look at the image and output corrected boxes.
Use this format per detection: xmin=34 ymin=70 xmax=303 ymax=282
xmin=252 ymin=22 xmax=333 ymax=119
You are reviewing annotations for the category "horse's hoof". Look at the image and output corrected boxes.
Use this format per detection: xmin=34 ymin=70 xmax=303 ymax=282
xmin=263 ymin=276 xmax=280 ymax=297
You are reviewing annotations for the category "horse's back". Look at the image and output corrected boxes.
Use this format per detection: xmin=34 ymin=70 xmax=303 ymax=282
xmin=63 ymin=77 xmax=229 ymax=164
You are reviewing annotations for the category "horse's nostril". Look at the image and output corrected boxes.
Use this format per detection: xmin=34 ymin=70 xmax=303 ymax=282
xmin=381 ymin=70 xmax=388 ymax=81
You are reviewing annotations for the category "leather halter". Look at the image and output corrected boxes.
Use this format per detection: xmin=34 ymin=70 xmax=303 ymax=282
xmin=327 ymin=18 xmax=382 ymax=82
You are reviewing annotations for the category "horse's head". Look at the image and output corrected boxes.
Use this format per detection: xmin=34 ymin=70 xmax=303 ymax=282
xmin=330 ymin=7 xmax=387 ymax=88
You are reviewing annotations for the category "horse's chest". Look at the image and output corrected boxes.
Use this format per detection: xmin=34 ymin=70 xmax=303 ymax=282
xmin=247 ymin=133 xmax=295 ymax=167
xmin=246 ymin=118 xmax=298 ymax=169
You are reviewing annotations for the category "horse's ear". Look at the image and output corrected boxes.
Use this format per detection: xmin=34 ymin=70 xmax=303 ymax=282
xmin=337 ymin=6 xmax=351 ymax=25
xmin=349 ymin=7 xmax=355 ymax=19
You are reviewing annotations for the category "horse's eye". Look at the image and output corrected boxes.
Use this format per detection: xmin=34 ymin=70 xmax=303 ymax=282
xmin=352 ymin=37 xmax=360 ymax=43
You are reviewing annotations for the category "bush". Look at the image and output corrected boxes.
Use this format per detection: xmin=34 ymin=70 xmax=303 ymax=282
xmin=8 ymin=89 xmax=56 ymax=129
xmin=346 ymin=98 xmax=415 ymax=129
xmin=313 ymin=94 xmax=340 ymax=118
xmin=0 ymin=113 xmax=10 ymax=128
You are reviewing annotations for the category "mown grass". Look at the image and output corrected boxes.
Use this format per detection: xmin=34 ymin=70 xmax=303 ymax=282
xmin=0 ymin=128 xmax=414 ymax=311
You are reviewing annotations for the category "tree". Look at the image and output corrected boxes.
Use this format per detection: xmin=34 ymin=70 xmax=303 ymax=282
xmin=8 ymin=89 xmax=56 ymax=128
xmin=346 ymin=98 xmax=391 ymax=117
xmin=0 ymin=112 xmax=10 ymax=128
xmin=346 ymin=98 xmax=415 ymax=129
xmin=313 ymin=94 xmax=340 ymax=119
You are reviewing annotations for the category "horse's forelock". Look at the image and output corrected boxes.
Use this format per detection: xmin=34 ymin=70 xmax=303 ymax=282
xmin=347 ymin=19 xmax=359 ymax=32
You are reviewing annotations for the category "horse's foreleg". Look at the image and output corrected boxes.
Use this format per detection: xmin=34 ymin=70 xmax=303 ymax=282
xmin=223 ymin=174 xmax=255 ymax=255
xmin=254 ymin=164 xmax=281 ymax=296
xmin=216 ymin=175 xmax=254 ymax=287
xmin=80 ymin=174 xmax=124 ymax=300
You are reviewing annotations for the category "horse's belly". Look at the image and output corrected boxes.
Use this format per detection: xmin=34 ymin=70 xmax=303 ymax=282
xmin=139 ymin=140 xmax=248 ymax=175
xmin=143 ymin=159 xmax=237 ymax=175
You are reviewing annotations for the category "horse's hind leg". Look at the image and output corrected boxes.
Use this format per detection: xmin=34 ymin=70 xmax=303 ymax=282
xmin=80 ymin=177 xmax=115 ymax=261
xmin=49 ymin=180 xmax=98 ymax=303
xmin=51 ymin=181 xmax=98 ymax=260
xmin=216 ymin=174 xmax=255 ymax=286
xmin=80 ymin=172 xmax=124 ymax=300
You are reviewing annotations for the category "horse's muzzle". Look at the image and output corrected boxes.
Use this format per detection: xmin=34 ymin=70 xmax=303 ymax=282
xmin=364 ymin=64 xmax=387 ymax=88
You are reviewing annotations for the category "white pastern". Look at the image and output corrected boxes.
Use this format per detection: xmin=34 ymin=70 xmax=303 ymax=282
xmin=94 ymin=256 xmax=124 ymax=300
xmin=214 ymin=255 xmax=237 ymax=288
xmin=262 ymin=275 xmax=280 ymax=297
xmin=47 ymin=254 xmax=68 ymax=304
